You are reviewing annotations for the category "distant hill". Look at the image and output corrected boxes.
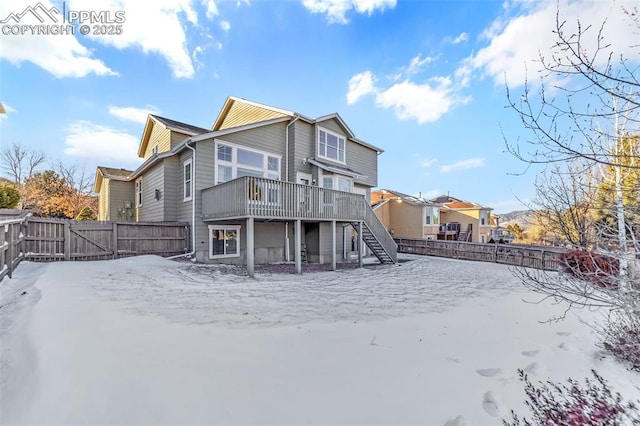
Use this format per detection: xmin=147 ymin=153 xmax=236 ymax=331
xmin=497 ymin=210 xmax=535 ymax=227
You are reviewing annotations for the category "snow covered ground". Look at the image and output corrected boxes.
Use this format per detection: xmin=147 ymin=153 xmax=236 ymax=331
xmin=1 ymin=254 xmax=639 ymax=425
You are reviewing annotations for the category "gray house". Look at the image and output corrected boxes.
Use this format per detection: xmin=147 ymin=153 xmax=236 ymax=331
xmin=95 ymin=96 xmax=396 ymax=275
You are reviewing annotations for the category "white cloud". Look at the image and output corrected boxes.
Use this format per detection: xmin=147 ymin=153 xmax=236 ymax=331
xmin=348 ymin=55 xmax=471 ymax=123
xmin=406 ymin=54 xmax=434 ymax=75
xmin=346 ymin=71 xmax=377 ymax=105
xmin=420 ymin=158 xmax=437 ymax=168
xmin=452 ymin=32 xmax=469 ymax=44
xmin=108 ymin=105 xmax=160 ymax=124
xmin=202 ymin=0 xmax=219 ymax=19
xmin=440 ymin=157 xmax=486 ymax=173
xmin=0 ymin=0 xmax=117 ymax=78
xmin=65 ymin=121 xmax=140 ymax=164
xmin=68 ymin=0 xmax=202 ymax=78
xmin=302 ymin=0 xmax=396 ymax=24
xmin=220 ymin=20 xmax=231 ymax=31
xmin=470 ymin=0 xmax=638 ymax=88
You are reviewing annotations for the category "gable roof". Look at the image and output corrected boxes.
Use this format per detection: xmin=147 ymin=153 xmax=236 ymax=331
xmin=137 ymin=114 xmax=209 ymax=158
xmin=371 ymin=189 xmax=437 ymax=206
xmin=212 ymin=96 xmax=384 ymax=153
xmin=94 ymin=166 xmax=135 ymax=192
xmin=429 ymin=194 xmax=491 ymax=210
xmin=151 ymin=115 xmax=209 ymax=135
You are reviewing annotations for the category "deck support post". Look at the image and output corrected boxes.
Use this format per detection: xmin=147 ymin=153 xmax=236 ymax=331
xmin=358 ymin=221 xmax=363 ymax=268
xmin=331 ymin=220 xmax=336 ymax=271
xmin=247 ymin=217 xmax=254 ymax=277
xmin=295 ymin=219 xmax=302 ymax=274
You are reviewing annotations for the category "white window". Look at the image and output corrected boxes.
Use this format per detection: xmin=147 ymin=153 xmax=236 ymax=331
xmin=183 ymin=158 xmax=192 ymax=201
xmin=322 ymin=174 xmax=353 ymax=192
xmin=215 ymin=141 xmax=281 ymax=184
xmin=317 ymin=127 xmax=346 ymax=164
xmin=208 ymin=225 xmax=240 ymax=258
xmin=151 ymin=144 xmax=159 ymax=155
xmin=135 ymin=179 xmax=142 ymax=207
xmin=425 ymin=207 xmax=440 ymax=225
xmin=480 ymin=210 xmax=489 ymax=226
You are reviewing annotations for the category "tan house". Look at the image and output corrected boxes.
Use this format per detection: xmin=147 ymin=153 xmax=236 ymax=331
xmin=371 ymin=189 xmax=441 ymax=239
xmin=431 ymin=195 xmax=494 ymax=243
xmin=372 ymin=190 xmax=495 ymax=243
xmin=95 ymin=96 xmax=397 ymax=275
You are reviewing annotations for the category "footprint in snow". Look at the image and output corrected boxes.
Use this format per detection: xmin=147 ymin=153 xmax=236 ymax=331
xmin=557 ymin=331 xmax=571 ymax=336
xmin=521 ymin=349 xmax=539 ymax=357
xmin=482 ymin=391 xmax=500 ymax=417
xmin=444 ymin=415 xmax=466 ymax=426
xmin=476 ymin=368 xmax=502 ymax=377
xmin=524 ymin=362 xmax=542 ymax=376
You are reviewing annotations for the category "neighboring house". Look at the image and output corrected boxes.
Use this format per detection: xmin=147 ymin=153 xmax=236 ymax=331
xmin=95 ymin=96 xmax=397 ymax=275
xmin=371 ymin=190 xmax=495 ymax=243
xmin=371 ymin=189 xmax=441 ymax=239
xmin=429 ymin=194 xmax=494 ymax=243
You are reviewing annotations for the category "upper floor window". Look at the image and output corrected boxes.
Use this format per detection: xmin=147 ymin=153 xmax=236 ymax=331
xmin=151 ymin=144 xmax=159 ymax=155
xmin=318 ymin=127 xmax=345 ymax=164
xmin=322 ymin=174 xmax=353 ymax=192
xmin=135 ymin=179 xmax=143 ymax=207
xmin=215 ymin=141 xmax=281 ymax=184
xmin=183 ymin=158 xmax=192 ymax=201
xmin=425 ymin=207 xmax=440 ymax=225
xmin=480 ymin=210 xmax=489 ymax=226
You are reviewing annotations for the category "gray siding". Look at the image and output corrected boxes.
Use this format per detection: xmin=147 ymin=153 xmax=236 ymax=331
xmin=291 ymin=121 xmax=314 ymax=181
xmin=218 ymin=122 xmax=287 ymax=167
xmin=163 ymin=157 xmax=179 ymax=221
xmin=348 ymin=141 xmax=378 ymax=187
xmin=137 ymin=163 xmax=165 ymax=222
xmin=108 ymin=180 xmax=135 ymax=221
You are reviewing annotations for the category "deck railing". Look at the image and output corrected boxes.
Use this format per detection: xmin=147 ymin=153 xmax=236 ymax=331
xmin=201 ymin=176 xmax=368 ymax=221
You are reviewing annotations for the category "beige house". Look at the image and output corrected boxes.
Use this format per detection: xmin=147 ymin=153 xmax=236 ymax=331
xmin=372 ymin=190 xmax=494 ymax=243
xmin=371 ymin=189 xmax=441 ymax=239
xmin=95 ymin=96 xmax=397 ymax=275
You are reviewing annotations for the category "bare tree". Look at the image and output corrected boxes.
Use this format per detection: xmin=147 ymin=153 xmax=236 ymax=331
xmin=506 ymin=3 xmax=639 ymax=368
xmin=52 ymin=161 xmax=98 ymax=219
xmin=0 ymin=142 xmax=46 ymax=184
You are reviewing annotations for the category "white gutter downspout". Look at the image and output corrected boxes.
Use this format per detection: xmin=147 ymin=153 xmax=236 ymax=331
xmin=168 ymin=138 xmax=197 ymax=260
xmin=284 ymin=116 xmax=299 ymax=262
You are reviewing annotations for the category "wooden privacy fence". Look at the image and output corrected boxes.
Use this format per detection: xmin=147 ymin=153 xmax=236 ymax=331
xmin=395 ymin=238 xmax=566 ymax=271
xmin=0 ymin=217 xmax=27 ymax=281
xmin=24 ymin=218 xmax=190 ymax=262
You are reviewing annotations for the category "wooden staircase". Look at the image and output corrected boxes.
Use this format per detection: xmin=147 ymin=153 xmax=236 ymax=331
xmin=351 ymin=200 xmax=398 ymax=264
xmin=457 ymin=223 xmax=473 ymax=242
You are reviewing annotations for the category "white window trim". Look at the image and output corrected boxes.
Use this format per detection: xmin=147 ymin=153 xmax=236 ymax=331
xmin=321 ymin=173 xmax=353 ymax=193
xmin=151 ymin=144 xmax=159 ymax=155
xmin=135 ymin=179 xmax=143 ymax=207
xmin=424 ymin=206 xmax=440 ymax=226
xmin=215 ymin=140 xmax=282 ymax=185
xmin=317 ymin=126 xmax=346 ymax=164
xmin=208 ymin=225 xmax=241 ymax=259
xmin=183 ymin=158 xmax=193 ymax=202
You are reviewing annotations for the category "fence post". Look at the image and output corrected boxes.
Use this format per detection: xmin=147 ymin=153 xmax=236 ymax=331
xmin=112 ymin=222 xmax=118 ymax=259
xmin=64 ymin=221 xmax=71 ymax=261
xmin=6 ymin=223 xmax=14 ymax=278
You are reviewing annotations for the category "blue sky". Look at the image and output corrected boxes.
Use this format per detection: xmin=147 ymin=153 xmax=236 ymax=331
xmin=0 ymin=0 xmax=636 ymax=213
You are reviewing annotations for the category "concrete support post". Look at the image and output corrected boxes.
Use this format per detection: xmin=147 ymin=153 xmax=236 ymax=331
xmin=295 ymin=219 xmax=302 ymax=274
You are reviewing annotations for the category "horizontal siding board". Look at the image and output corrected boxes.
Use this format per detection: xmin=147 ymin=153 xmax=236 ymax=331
xmin=220 ymin=103 xmax=288 ymax=130
xmin=109 ymin=180 xmax=135 ymax=222
xmin=138 ymin=163 xmax=165 ymax=222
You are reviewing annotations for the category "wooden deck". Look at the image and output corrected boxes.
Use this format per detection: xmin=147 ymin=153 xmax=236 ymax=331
xmin=201 ymin=176 xmax=367 ymax=222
